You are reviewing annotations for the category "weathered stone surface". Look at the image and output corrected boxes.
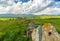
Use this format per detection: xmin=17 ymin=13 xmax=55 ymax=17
xmin=29 ymin=22 xmax=35 ymax=29
xmin=31 ymin=23 xmax=60 ymax=41
xmin=42 ymin=23 xmax=60 ymax=41
xmin=31 ymin=27 xmax=39 ymax=41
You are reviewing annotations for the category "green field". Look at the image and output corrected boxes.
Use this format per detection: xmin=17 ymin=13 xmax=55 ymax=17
xmin=0 ymin=16 xmax=60 ymax=41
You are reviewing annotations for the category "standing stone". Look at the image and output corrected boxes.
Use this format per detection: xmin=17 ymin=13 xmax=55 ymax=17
xmin=29 ymin=22 xmax=35 ymax=29
xmin=38 ymin=26 xmax=42 ymax=41
xmin=26 ymin=22 xmax=35 ymax=39
xmin=31 ymin=23 xmax=60 ymax=41
xmin=42 ymin=23 xmax=60 ymax=41
xmin=31 ymin=27 xmax=39 ymax=41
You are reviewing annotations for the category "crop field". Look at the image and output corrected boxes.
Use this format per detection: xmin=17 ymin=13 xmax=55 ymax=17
xmin=0 ymin=16 xmax=60 ymax=41
xmin=28 ymin=16 xmax=60 ymax=19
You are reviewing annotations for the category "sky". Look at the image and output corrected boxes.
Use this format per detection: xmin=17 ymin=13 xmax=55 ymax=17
xmin=0 ymin=0 xmax=60 ymax=15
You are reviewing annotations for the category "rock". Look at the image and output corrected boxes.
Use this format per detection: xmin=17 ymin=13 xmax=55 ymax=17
xmin=31 ymin=23 xmax=60 ymax=41
xmin=42 ymin=23 xmax=60 ymax=41
xmin=29 ymin=22 xmax=35 ymax=29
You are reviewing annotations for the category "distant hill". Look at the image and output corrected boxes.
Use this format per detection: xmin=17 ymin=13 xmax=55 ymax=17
xmin=0 ymin=14 xmax=60 ymax=18
xmin=40 ymin=13 xmax=60 ymax=16
xmin=0 ymin=14 xmax=35 ymax=18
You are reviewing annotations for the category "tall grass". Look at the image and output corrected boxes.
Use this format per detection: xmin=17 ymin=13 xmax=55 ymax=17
xmin=0 ymin=17 xmax=60 ymax=41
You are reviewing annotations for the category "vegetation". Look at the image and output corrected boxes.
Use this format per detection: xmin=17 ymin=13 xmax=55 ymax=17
xmin=0 ymin=16 xmax=60 ymax=41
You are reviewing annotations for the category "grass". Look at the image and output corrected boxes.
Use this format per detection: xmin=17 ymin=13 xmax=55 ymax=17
xmin=0 ymin=19 xmax=29 ymax=41
xmin=0 ymin=16 xmax=60 ymax=41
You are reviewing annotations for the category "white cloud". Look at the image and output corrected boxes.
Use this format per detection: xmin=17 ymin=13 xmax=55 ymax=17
xmin=0 ymin=0 xmax=60 ymax=15
xmin=35 ymin=7 xmax=60 ymax=15
xmin=35 ymin=2 xmax=60 ymax=15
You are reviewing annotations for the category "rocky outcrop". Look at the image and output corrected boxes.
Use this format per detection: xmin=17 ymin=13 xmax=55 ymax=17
xmin=42 ymin=23 xmax=60 ymax=41
xmin=31 ymin=23 xmax=60 ymax=41
xmin=31 ymin=27 xmax=39 ymax=41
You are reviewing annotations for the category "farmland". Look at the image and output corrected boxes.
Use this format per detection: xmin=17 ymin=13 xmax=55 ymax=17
xmin=0 ymin=16 xmax=60 ymax=41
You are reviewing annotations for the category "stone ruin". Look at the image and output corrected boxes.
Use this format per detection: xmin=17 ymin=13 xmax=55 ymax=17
xmin=27 ymin=23 xmax=60 ymax=41
xmin=42 ymin=23 xmax=60 ymax=41
xmin=26 ymin=22 xmax=35 ymax=38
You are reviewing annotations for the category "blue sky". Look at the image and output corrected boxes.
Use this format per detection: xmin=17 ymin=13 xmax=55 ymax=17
xmin=55 ymin=0 xmax=60 ymax=1
xmin=0 ymin=0 xmax=60 ymax=15
xmin=14 ymin=0 xmax=30 ymax=3
xmin=20 ymin=0 xmax=30 ymax=2
xmin=18 ymin=0 xmax=60 ymax=2
xmin=15 ymin=0 xmax=60 ymax=2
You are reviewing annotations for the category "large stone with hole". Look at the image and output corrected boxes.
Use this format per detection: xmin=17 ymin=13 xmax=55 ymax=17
xmin=31 ymin=23 xmax=60 ymax=41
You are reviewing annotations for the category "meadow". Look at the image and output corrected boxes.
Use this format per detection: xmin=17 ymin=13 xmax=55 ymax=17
xmin=0 ymin=16 xmax=60 ymax=41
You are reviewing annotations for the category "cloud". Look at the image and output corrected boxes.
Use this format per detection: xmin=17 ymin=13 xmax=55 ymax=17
xmin=0 ymin=0 xmax=60 ymax=15
xmin=35 ymin=7 xmax=60 ymax=15
xmin=35 ymin=2 xmax=60 ymax=15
